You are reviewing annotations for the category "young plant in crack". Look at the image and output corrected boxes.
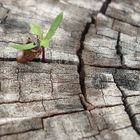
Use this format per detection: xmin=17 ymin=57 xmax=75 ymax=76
xmin=9 ymin=12 xmax=63 ymax=63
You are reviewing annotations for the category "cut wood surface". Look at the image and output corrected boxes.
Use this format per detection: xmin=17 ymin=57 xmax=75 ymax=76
xmin=0 ymin=0 xmax=140 ymax=140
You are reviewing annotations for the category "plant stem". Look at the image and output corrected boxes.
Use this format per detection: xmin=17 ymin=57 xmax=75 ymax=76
xmin=42 ymin=46 xmax=45 ymax=62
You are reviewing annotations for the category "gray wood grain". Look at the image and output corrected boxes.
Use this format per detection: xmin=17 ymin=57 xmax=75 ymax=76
xmin=0 ymin=0 xmax=140 ymax=139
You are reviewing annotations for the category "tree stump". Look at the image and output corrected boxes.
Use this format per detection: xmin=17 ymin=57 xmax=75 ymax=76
xmin=0 ymin=0 xmax=140 ymax=140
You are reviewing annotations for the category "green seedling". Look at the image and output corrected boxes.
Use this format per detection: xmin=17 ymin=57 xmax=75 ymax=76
xmin=9 ymin=12 xmax=63 ymax=63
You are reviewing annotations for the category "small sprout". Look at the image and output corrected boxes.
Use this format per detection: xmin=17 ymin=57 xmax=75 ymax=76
xmin=9 ymin=12 xmax=63 ymax=63
xmin=30 ymin=22 xmax=43 ymax=39
xmin=40 ymin=38 xmax=49 ymax=48
xmin=46 ymin=12 xmax=63 ymax=40
xmin=10 ymin=43 xmax=35 ymax=50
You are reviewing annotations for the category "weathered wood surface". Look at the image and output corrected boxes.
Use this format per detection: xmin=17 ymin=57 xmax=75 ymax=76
xmin=0 ymin=0 xmax=140 ymax=140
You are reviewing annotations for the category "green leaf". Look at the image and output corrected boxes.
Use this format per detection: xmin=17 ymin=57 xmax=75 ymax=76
xmin=30 ymin=22 xmax=43 ymax=39
xmin=9 ymin=43 xmax=35 ymax=50
xmin=40 ymin=39 xmax=49 ymax=48
xmin=46 ymin=12 xmax=63 ymax=40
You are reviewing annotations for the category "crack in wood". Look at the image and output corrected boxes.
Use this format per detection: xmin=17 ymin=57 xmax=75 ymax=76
xmin=115 ymin=32 xmax=123 ymax=65
xmin=100 ymin=0 xmax=111 ymax=14
xmin=89 ymin=104 xmax=123 ymax=111
xmin=0 ymin=3 xmax=10 ymax=24
xmin=0 ymin=128 xmax=42 ymax=138
xmin=17 ymin=67 xmax=21 ymax=101
xmin=1 ymin=1 xmax=140 ymax=139
xmin=79 ymin=94 xmax=94 ymax=110
xmin=113 ymin=69 xmax=140 ymax=136
xmin=0 ymin=57 xmax=78 ymax=65
xmin=77 ymin=17 xmax=94 ymax=110
xmin=0 ymin=97 xmax=73 ymax=105
xmin=83 ymin=64 xmax=140 ymax=71
xmin=0 ymin=110 xmax=86 ymax=137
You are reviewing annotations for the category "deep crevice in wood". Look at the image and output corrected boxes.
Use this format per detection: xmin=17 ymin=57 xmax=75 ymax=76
xmin=77 ymin=17 xmax=94 ymax=110
xmin=115 ymin=32 xmax=123 ymax=65
xmin=79 ymin=94 xmax=94 ymax=111
xmin=100 ymin=0 xmax=111 ymax=14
